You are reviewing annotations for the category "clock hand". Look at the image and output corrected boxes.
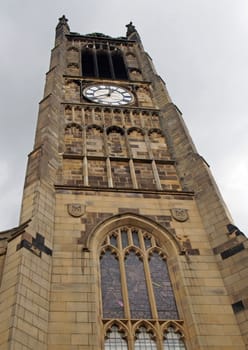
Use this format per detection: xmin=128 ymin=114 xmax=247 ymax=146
xmin=94 ymin=91 xmax=109 ymax=98
xmin=98 ymin=87 xmax=113 ymax=97
xmin=108 ymin=91 xmax=122 ymax=99
xmin=107 ymin=87 xmax=117 ymax=96
xmin=106 ymin=87 xmax=113 ymax=97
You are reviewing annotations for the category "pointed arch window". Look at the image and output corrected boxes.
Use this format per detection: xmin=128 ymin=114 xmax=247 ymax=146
xmin=163 ymin=326 xmax=186 ymax=349
xmin=134 ymin=326 xmax=156 ymax=350
xmin=105 ymin=325 xmax=128 ymax=350
xmin=100 ymin=225 xmax=187 ymax=349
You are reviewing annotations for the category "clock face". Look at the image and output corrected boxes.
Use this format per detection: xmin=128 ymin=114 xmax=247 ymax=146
xmin=83 ymin=84 xmax=134 ymax=106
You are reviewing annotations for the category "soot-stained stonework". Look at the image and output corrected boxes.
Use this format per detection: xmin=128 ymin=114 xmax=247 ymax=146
xmin=16 ymin=232 xmax=52 ymax=257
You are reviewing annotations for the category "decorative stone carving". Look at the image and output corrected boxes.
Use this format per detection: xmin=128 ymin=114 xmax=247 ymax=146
xmin=171 ymin=208 xmax=189 ymax=222
xmin=68 ymin=203 xmax=85 ymax=217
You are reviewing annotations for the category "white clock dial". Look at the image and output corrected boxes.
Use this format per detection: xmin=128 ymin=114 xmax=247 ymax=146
xmin=83 ymin=84 xmax=134 ymax=106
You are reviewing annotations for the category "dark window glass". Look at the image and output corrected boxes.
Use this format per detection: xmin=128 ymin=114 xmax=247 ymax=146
xmin=125 ymin=251 xmax=151 ymax=318
xmin=121 ymin=230 xmax=128 ymax=248
xmin=144 ymin=236 xmax=152 ymax=249
xmin=101 ymin=250 xmax=124 ymax=318
xmin=112 ymin=52 xmax=128 ymax=80
xmin=81 ymin=49 xmax=95 ymax=77
xmin=132 ymin=230 xmax=139 ymax=247
xmin=97 ymin=51 xmax=112 ymax=79
xmin=149 ymin=252 xmax=178 ymax=319
xmin=110 ymin=234 xmax=117 ymax=247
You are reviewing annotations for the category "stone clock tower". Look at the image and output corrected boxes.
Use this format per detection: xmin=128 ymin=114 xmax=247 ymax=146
xmin=0 ymin=16 xmax=247 ymax=350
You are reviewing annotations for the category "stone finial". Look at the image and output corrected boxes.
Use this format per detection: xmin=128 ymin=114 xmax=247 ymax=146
xmin=126 ymin=21 xmax=136 ymax=36
xmin=125 ymin=21 xmax=142 ymax=43
xmin=55 ymin=14 xmax=70 ymax=42
xmin=58 ymin=15 xmax=68 ymax=26
xmin=56 ymin=15 xmax=70 ymax=31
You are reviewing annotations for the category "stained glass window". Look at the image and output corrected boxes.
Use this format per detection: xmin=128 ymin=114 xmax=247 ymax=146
xmin=110 ymin=234 xmax=117 ymax=247
xmin=100 ymin=226 xmax=186 ymax=349
xmin=149 ymin=252 xmax=178 ymax=319
xmin=125 ymin=251 xmax=151 ymax=319
xmin=163 ymin=327 xmax=186 ymax=349
xmin=144 ymin=235 xmax=152 ymax=249
xmin=134 ymin=327 xmax=157 ymax=350
xmin=101 ymin=250 xmax=124 ymax=318
xmin=105 ymin=325 xmax=128 ymax=350
xmin=121 ymin=229 xmax=128 ymax=248
xmin=132 ymin=230 xmax=140 ymax=247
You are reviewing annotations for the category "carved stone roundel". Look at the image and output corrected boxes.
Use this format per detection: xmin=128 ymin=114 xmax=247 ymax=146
xmin=67 ymin=204 xmax=85 ymax=217
xmin=171 ymin=208 xmax=189 ymax=222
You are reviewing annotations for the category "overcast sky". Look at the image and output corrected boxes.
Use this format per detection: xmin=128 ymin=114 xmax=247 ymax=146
xmin=0 ymin=1 xmax=247 ymax=234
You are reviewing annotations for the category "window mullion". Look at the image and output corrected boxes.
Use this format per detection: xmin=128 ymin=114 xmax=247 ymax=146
xmin=107 ymin=45 xmax=115 ymax=79
xmin=155 ymin=321 xmax=164 ymax=350
xmin=127 ymin=320 xmax=134 ymax=350
xmin=117 ymin=230 xmax=131 ymax=319
xmin=93 ymin=46 xmax=99 ymax=77
xmin=139 ymin=232 xmax=158 ymax=320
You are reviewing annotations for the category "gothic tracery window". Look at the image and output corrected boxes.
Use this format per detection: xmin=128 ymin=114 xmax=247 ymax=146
xmin=100 ymin=226 xmax=186 ymax=349
xmin=163 ymin=326 xmax=186 ymax=350
xmin=105 ymin=325 xmax=128 ymax=350
xmin=134 ymin=327 xmax=157 ymax=350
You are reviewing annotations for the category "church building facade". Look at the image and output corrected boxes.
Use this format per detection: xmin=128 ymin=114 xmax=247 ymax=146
xmin=0 ymin=16 xmax=247 ymax=350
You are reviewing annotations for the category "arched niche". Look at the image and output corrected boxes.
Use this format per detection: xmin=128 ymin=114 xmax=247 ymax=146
xmin=129 ymin=68 xmax=142 ymax=81
xmin=148 ymin=128 xmax=170 ymax=160
xmin=64 ymin=79 xmax=80 ymax=101
xmin=136 ymin=86 xmax=153 ymax=107
xmin=106 ymin=126 xmax=127 ymax=157
xmin=84 ymin=107 xmax=93 ymax=125
xmin=127 ymin=127 xmax=148 ymax=159
xmin=126 ymin=51 xmax=139 ymax=68
xmin=64 ymin=122 xmax=83 ymax=154
xmin=86 ymin=124 xmax=104 ymax=156
xmin=64 ymin=105 xmax=73 ymax=122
